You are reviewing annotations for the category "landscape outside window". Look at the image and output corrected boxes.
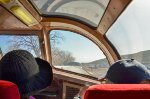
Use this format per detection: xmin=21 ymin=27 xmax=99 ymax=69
xmin=0 ymin=35 xmax=41 ymax=60
xmin=49 ymin=30 xmax=109 ymax=78
xmin=106 ymin=0 xmax=150 ymax=70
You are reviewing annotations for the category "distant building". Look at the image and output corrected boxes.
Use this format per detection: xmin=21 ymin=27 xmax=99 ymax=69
xmin=0 ymin=48 xmax=3 ymax=60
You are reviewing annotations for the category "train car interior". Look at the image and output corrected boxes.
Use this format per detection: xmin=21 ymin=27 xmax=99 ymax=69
xmin=1 ymin=0 xmax=150 ymax=99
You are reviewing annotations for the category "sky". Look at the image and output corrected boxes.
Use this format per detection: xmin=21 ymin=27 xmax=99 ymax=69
xmin=50 ymin=30 xmax=106 ymax=63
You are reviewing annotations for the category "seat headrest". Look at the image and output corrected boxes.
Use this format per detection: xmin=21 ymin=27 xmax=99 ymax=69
xmin=0 ymin=80 xmax=20 ymax=99
xmin=84 ymin=84 xmax=150 ymax=99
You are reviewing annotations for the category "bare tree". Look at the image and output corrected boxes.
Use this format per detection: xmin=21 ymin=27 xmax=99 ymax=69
xmin=8 ymin=31 xmax=64 ymax=57
xmin=9 ymin=36 xmax=41 ymax=57
xmin=8 ymin=31 xmax=75 ymax=65
xmin=0 ymin=47 xmax=3 ymax=60
xmin=50 ymin=31 xmax=64 ymax=47
xmin=50 ymin=31 xmax=76 ymax=65
xmin=52 ymin=47 xmax=75 ymax=66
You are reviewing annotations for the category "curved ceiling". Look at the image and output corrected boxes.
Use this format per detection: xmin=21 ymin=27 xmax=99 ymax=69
xmin=30 ymin=0 xmax=110 ymax=27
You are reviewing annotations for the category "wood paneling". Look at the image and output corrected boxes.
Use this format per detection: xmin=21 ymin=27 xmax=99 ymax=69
xmin=97 ymin=0 xmax=132 ymax=34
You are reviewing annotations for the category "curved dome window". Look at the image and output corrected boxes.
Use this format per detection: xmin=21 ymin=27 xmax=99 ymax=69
xmin=49 ymin=30 xmax=109 ymax=78
xmin=106 ymin=0 xmax=150 ymax=69
xmin=30 ymin=0 xmax=109 ymax=27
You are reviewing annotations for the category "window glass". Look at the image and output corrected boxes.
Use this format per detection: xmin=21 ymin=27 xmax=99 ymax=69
xmin=0 ymin=35 xmax=41 ymax=59
xmin=50 ymin=30 xmax=109 ymax=78
xmin=30 ymin=0 xmax=110 ymax=27
xmin=106 ymin=0 xmax=150 ymax=69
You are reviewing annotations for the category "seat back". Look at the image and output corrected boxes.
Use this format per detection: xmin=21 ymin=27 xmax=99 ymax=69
xmin=84 ymin=84 xmax=150 ymax=99
xmin=0 ymin=80 xmax=20 ymax=99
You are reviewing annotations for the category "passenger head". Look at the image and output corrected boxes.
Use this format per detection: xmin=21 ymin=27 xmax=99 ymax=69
xmin=105 ymin=59 xmax=150 ymax=84
xmin=0 ymin=50 xmax=53 ymax=98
